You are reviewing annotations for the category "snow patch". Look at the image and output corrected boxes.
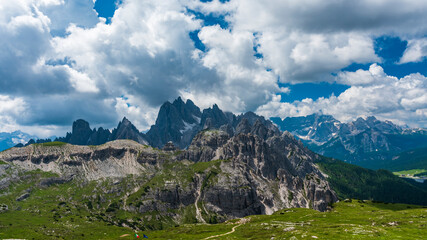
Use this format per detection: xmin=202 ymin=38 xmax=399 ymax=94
xmin=180 ymin=121 xmax=197 ymax=134
xmin=193 ymin=115 xmax=201 ymax=124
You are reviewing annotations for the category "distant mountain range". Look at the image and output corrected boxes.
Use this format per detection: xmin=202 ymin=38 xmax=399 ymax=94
xmin=271 ymin=114 xmax=427 ymax=170
xmin=0 ymin=131 xmax=37 ymax=152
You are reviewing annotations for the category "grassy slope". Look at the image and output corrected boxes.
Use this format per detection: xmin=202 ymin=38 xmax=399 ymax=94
xmin=0 ymin=159 xmax=226 ymax=239
xmin=393 ymin=169 xmax=427 ymax=176
xmin=316 ymin=157 xmax=427 ymax=206
xmin=144 ymin=200 xmax=427 ymax=240
xmin=1 ymin=190 xmax=426 ymax=240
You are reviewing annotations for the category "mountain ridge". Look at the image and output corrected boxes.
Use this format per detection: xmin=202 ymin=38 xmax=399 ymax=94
xmin=0 ymin=127 xmax=337 ymax=224
xmin=272 ymin=114 xmax=427 ymax=170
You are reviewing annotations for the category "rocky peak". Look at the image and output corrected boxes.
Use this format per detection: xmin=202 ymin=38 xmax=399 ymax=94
xmin=146 ymin=98 xmax=203 ymax=148
xmin=251 ymin=119 xmax=269 ymax=139
xmin=69 ymin=119 xmax=94 ymax=145
xmin=219 ymin=124 xmax=234 ymax=136
xmin=235 ymin=118 xmax=251 ymax=135
xmin=173 ymin=97 xmax=201 ymax=124
xmin=111 ymin=117 xmax=148 ymax=145
xmin=87 ymin=127 xmax=111 ymax=145
xmin=200 ymin=104 xmax=230 ymax=129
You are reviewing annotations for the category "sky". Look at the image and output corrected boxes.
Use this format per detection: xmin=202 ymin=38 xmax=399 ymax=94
xmin=1 ymin=0 xmax=427 ymax=137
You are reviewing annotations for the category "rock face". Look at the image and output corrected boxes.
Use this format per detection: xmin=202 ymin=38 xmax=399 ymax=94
xmin=187 ymin=130 xmax=336 ymax=213
xmin=55 ymin=118 xmax=148 ymax=146
xmin=145 ymin=97 xmax=202 ymax=149
xmin=0 ymin=127 xmax=337 ymax=223
xmin=145 ymin=98 xmax=280 ymax=149
xmin=110 ymin=117 xmax=148 ymax=145
xmin=0 ymin=141 xmax=148 ymax=180
xmin=272 ymin=114 xmax=427 ymax=169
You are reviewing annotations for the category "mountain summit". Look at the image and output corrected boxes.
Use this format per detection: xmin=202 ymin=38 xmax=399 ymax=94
xmin=145 ymin=98 xmax=279 ymax=149
xmin=145 ymin=97 xmax=202 ymax=148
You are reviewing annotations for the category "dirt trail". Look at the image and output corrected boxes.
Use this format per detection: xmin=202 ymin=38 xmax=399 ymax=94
xmin=123 ymin=185 xmax=141 ymax=211
xmin=195 ymin=173 xmax=206 ymax=223
xmin=203 ymin=218 xmax=250 ymax=239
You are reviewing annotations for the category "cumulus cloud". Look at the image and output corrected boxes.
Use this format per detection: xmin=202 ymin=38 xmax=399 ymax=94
xmin=114 ymin=95 xmax=158 ymax=131
xmin=257 ymin=64 xmax=427 ymax=127
xmin=400 ymin=38 xmax=427 ymax=63
xmin=50 ymin=0 xmax=282 ymax=123
xmin=192 ymin=25 xmax=280 ymax=111
xmin=189 ymin=0 xmax=427 ymax=82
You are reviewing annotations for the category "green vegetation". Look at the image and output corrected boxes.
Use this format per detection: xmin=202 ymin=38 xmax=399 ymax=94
xmin=0 ymin=160 xmax=227 ymax=239
xmin=1 ymin=178 xmax=426 ymax=240
xmin=143 ymin=200 xmax=426 ymax=239
xmin=0 ymin=157 xmax=426 ymax=239
xmin=0 ymin=160 xmax=8 ymax=165
xmin=316 ymin=157 xmax=427 ymax=206
xmin=393 ymin=169 xmax=427 ymax=177
xmin=0 ymin=169 xmax=144 ymax=239
xmin=36 ymin=141 xmax=67 ymax=147
xmin=393 ymin=169 xmax=426 ymax=176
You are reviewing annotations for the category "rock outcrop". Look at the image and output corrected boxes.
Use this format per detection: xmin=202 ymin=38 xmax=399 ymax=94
xmin=110 ymin=117 xmax=148 ymax=145
xmin=54 ymin=118 xmax=148 ymax=146
xmin=145 ymin=97 xmax=202 ymax=149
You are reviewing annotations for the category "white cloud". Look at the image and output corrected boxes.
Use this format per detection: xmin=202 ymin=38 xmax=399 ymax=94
xmin=257 ymin=64 xmax=427 ymax=127
xmin=400 ymin=38 xmax=427 ymax=63
xmin=336 ymin=63 xmax=392 ymax=86
xmin=114 ymin=95 xmax=158 ymax=131
xmin=0 ymin=95 xmax=27 ymax=118
xmin=199 ymin=0 xmax=427 ymax=82
xmin=194 ymin=25 xmax=279 ymax=112
xmin=67 ymin=67 xmax=99 ymax=93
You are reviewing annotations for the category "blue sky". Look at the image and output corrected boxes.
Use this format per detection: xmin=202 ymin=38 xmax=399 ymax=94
xmin=0 ymin=0 xmax=427 ymax=137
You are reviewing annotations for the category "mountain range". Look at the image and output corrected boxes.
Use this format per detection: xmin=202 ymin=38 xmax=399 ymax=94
xmin=0 ymin=97 xmax=426 ymax=238
xmin=271 ymin=114 xmax=427 ymax=170
xmin=16 ymin=97 xmax=279 ymax=151
xmin=0 ymin=107 xmax=338 ymax=229
xmin=9 ymin=99 xmax=427 ymax=172
xmin=0 ymin=131 xmax=37 ymax=152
